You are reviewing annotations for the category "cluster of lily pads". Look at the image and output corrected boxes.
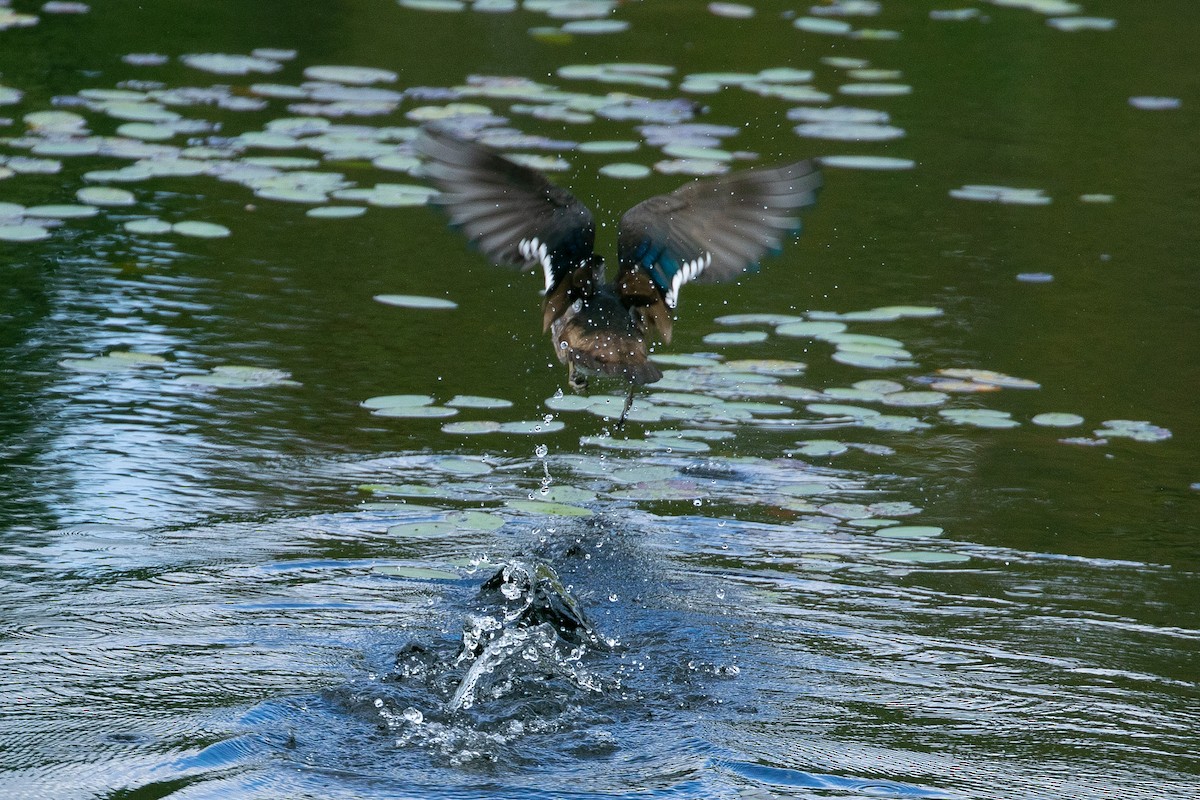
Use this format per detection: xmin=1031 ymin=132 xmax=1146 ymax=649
xmin=0 ymin=41 xmax=922 ymax=243
xmin=0 ymin=2 xmax=89 ymax=33
xmin=57 ymin=349 xmax=299 ymax=388
xmin=355 ymin=449 xmax=973 ymax=568
xmin=362 ymin=300 xmax=1171 ymax=451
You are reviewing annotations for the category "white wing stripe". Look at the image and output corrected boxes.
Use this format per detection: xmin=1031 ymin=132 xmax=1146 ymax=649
xmin=518 ymin=236 xmax=555 ymax=293
xmin=665 ymin=252 xmax=711 ymax=309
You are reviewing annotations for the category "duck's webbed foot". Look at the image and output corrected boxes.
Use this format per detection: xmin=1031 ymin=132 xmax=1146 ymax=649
xmin=616 ymin=383 xmax=635 ymax=430
xmin=567 ymin=362 xmax=589 ymax=394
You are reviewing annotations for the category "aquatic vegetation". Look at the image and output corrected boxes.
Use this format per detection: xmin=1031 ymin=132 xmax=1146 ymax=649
xmin=373 ymin=294 xmax=458 ymax=309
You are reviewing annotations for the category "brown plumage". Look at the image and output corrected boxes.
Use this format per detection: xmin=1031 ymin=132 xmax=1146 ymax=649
xmin=415 ymin=128 xmax=821 ymax=416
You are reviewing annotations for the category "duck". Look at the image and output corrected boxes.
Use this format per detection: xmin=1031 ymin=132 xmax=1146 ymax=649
xmin=415 ymin=127 xmax=821 ymax=423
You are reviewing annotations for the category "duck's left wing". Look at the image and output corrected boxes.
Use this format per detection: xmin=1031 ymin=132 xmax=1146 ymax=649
xmin=416 ymin=128 xmax=595 ymax=295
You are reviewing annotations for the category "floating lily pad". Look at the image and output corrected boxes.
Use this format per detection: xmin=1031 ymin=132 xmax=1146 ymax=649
xmin=373 ymin=405 xmax=458 ymax=418
xmin=362 ymin=394 xmax=435 ymax=409
xmin=877 ymin=550 xmax=969 ymax=564
xmin=1048 ymin=16 xmax=1116 ymax=31
xmin=881 ymin=391 xmax=948 ymax=407
xmin=722 ymin=358 xmax=806 ymax=376
xmin=950 ymin=185 xmax=1051 ymax=205
xmin=853 ymin=379 xmax=905 ymax=394
xmin=25 ymin=204 xmax=99 ymax=219
xmin=708 ymin=2 xmax=755 ymax=17
xmin=579 ymin=140 xmax=640 ymax=154
xmin=123 ymin=218 xmax=173 ymax=235
xmin=793 ymin=440 xmax=849 ymax=457
xmin=795 ymin=122 xmax=905 ymax=141
xmin=447 ymin=395 xmax=513 ymax=409
xmin=433 ymin=457 xmax=493 ymax=475
xmin=448 ymin=510 xmax=505 ymax=531
xmin=839 ymin=82 xmax=912 ymax=96
xmin=599 ymin=162 xmax=651 ymax=179
xmin=1129 ymin=96 xmax=1180 ymax=110
xmin=0 ymin=224 xmax=52 ymax=242
xmin=60 ymin=351 xmax=167 ymax=372
xmin=304 ymin=65 xmax=398 ymax=85
xmin=398 ymin=0 xmax=466 ymax=9
xmin=387 ymin=520 xmax=458 ymax=538
xmin=497 ymin=420 xmax=566 ymax=434
xmin=939 ymin=408 xmax=1020 ymax=429
xmin=441 ymin=421 xmax=503 ymax=435
xmin=776 ymin=321 xmax=848 ymax=337
xmin=1031 ymin=412 xmax=1085 ymax=427
xmin=649 ymin=353 xmax=724 ymax=367
xmin=821 ymin=155 xmax=915 ymax=170
xmin=875 ymin=526 xmax=945 ymax=540
xmin=832 ymin=351 xmax=915 ymax=370
xmin=173 ymin=221 xmax=231 ymax=238
xmin=181 ymin=53 xmax=284 ymax=75
xmin=306 ymin=206 xmax=367 ymax=219
xmin=76 ymin=187 xmax=136 ymax=206
xmin=1093 ymin=420 xmax=1172 ymax=442
xmin=795 ymin=17 xmax=852 ymax=34
xmin=936 ymin=368 xmax=1040 ymax=389
xmin=703 ymin=331 xmax=769 ymax=345
xmin=375 ymin=565 xmax=460 ymax=580
xmin=545 ymin=393 xmax=595 ymax=412
xmin=175 ymin=366 xmax=299 ymax=388
xmin=373 ymin=294 xmax=458 ymax=309
xmin=505 ymin=499 xmax=593 ymax=517
xmin=714 ymin=312 xmax=804 ymax=326
xmin=562 ymin=19 xmax=629 ymax=34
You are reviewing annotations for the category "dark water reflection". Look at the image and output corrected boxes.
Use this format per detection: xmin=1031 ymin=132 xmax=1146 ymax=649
xmin=1 ymin=1 xmax=1197 ymax=798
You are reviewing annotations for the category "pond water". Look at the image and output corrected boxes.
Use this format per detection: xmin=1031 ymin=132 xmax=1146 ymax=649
xmin=1 ymin=1 xmax=1197 ymax=798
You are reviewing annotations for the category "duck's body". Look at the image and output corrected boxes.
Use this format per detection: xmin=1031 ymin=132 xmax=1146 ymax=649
xmin=415 ymin=128 xmax=821 ymax=410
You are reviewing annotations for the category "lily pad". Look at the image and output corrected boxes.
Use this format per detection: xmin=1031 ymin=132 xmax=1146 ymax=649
xmin=793 ymin=440 xmax=849 ymax=457
xmin=173 ymin=221 xmax=231 ymax=238
xmin=306 ymin=206 xmax=367 ymax=219
xmin=373 ymin=405 xmax=458 ymax=418
xmin=374 ymin=294 xmax=458 ymax=309
xmin=703 ymin=331 xmax=769 ymax=345
xmin=599 ymin=162 xmax=651 ymax=179
xmin=124 ymin=218 xmax=173 ymax=235
xmin=877 ymin=550 xmax=969 ymax=564
xmin=375 ymin=565 xmax=460 ymax=580
xmin=387 ymin=520 xmax=459 ymax=538
xmin=76 ymin=187 xmax=136 ymax=207
xmin=1031 ymin=412 xmax=1084 ymax=427
xmin=447 ymin=395 xmax=513 ymax=409
xmin=875 ymin=526 xmax=945 ymax=540
xmin=60 ymin=351 xmax=167 ymax=372
xmin=0 ymin=224 xmax=52 ymax=242
xmin=820 ymin=155 xmax=915 ymax=170
xmin=174 ymin=366 xmax=299 ymax=388
xmin=25 ymin=204 xmax=100 ymax=219
xmin=304 ymin=65 xmax=398 ymax=85
xmin=505 ymin=499 xmax=593 ymax=517
xmin=441 ymin=421 xmax=504 ymax=435
xmin=362 ymin=394 xmax=435 ymax=409
xmin=497 ymin=420 xmax=567 ymax=434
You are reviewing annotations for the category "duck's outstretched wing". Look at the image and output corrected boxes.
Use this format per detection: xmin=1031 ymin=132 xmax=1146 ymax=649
xmin=616 ymin=160 xmax=821 ymax=341
xmin=416 ymin=128 xmax=596 ymax=296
